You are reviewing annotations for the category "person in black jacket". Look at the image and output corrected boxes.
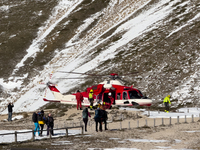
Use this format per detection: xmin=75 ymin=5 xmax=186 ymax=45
xmin=7 ymin=103 xmax=14 ymax=121
xmin=46 ymin=113 xmax=54 ymax=136
xmin=82 ymin=108 xmax=91 ymax=132
xmin=32 ymin=111 xmax=40 ymax=136
xmin=38 ymin=110 xmax=45 ymax=136
xmin=94 ymin=107 xmax=102 ymax=132
xmin=101 ymin=106 xmax=108 ymax=130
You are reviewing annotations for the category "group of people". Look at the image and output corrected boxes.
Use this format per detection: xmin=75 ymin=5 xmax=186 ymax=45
xmin=76 ymin=89 xmax=114 ymax=111
xmin=82 ymin=103 xmax=108 ymax=132
xmin=32 ymin=110 xmax=54 ymax=136
xmin=76 ymin=89 xmax=95 ymax=110
xmin=94 ymin=104 xmax=108 ymax=132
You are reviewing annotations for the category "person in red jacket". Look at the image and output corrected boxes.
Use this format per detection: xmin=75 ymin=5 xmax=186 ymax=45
xmin=76 ymin=90 xmax=83 ymax=110
xmin=108 ymin=93 xmax=114 ymax=109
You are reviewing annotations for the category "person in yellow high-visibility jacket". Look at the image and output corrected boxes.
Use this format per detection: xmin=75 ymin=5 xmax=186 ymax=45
xmin=163 ymin=95 xmax=171 ymax=113
xmin=88 ymin=89 xmax=94 ymax=110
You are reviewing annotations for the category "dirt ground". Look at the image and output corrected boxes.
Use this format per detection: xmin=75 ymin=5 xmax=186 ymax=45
xmin=0 ymin=107 xmax=200 ymax=150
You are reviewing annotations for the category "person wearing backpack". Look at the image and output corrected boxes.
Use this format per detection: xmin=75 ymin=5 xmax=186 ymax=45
xmin=38 ymin=110 xmax=45 ymax=136
xmin=82 ymin=108 xmax=91 ymax=132
xmin=94 ymin=107 xmax=102 ymax=132
xmin=32 ymin=111 xmax=40 ymax=136
xmin=101 ymin=105 xmax=108 ymax=130
xmin=46 ymin=113 xmax=54 ymax=136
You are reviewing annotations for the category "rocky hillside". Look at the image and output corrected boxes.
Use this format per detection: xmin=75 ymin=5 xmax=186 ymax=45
xmin=0 ymin=0 xmax=200 ymax=112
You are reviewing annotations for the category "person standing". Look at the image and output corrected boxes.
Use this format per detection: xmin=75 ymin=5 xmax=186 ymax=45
xmin=38 ymin=110 xmax=45 ymax=136
xmin=163 ymin=95 xmax=171 ymax=113
xmin=32 ymin=111 xmax=40 ymax=136
xmin=108 ymin=93 xmax=114 ymax=109
xmin=94 ymin=107 xmax=102 ymax=132
xmin=76 ymin=90 xmax=83 ymax=110
xmin=82 ymin=108 xmax=91 ymax=132
xmin=88 ymin=89 xmax=94 ymax=110
xmin=7 ymin=103 xmax=14 ymax=121
xmin=101 ymin=105 xmax=108 ymax=130
xmin=46 ymin=113 xmax=54 ymax=136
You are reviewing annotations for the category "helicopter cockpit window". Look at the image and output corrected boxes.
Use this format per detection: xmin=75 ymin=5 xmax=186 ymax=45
xmin=129 ymin=90 xmax=142 ymax=99
xmin=117 ymin=93 xmax=121 ymax=100
xmin=123 ymin=92 xmax=128 ymax=100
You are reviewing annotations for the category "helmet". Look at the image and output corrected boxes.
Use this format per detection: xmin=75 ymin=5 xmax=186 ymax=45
xmin=168 ymin=95 xmax=170 ymax=98
xmin=108 ymin=93 xmax=111 ymax=96
xmin=90 ymin=89 xmax=93 ymax=93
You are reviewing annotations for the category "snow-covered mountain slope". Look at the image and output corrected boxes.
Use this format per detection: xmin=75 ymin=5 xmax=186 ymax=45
xmin=0 ymin=0 xmax=199 ymax=113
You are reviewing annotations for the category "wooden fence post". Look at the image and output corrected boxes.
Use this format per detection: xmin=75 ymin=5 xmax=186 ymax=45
xmin=32 ymin=130 xmax=35 ymax=141
xmin=177 ymin=116 xmax=179 ymax=124
xmin=137 ymin=120 xmax=139 ymax=128
xmin=66 ymin=128 xmax=68 ymax=137
xmin=169 ymin=117 xmax=171 ymax=125
xmin=15 ymin=131 xmax=17 ymax=143
xmin=49 ymin=129 xmax=52 ymax=139
xmin=145 ymin=119 xmax=148 ymax=126
xmin=162 ymin=118 xmax=164 ymax=126
xmin=82 ymin=126 xmax=84 ymax=134
xmin=185 ymin=115 xmax=187 ymax=123
xmin=192 ymin=114 xmax=194 ymax=123
xmin=199 ymin=113 xmax=200 ymax=121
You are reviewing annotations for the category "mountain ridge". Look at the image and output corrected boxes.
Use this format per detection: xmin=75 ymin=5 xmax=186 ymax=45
xmin=0 ymin=0 xmax=200 ymax=113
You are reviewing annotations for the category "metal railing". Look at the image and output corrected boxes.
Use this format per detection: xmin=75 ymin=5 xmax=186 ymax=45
xmin=0 ymin=125 xmax=84 ymax=143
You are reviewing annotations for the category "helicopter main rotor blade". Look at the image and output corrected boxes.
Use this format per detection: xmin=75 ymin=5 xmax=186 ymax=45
xmin=56 ymin=77 xmax=97 ymax=79
xmin=120 ymin=71 xmax=139 ymax=76
xmin=57 ymin=71 xmax=104 ymax=77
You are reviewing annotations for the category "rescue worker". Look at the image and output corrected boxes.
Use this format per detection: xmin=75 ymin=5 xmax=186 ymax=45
xmin=88 ymin=89 xmax=94 ymax=110
xmin=163 ymin=95 xmax=171 ymax=113
xmin=108 ymin=93 xmax=114 ymax=109
xmin=76 ymin=90 xmax=83 ymax=110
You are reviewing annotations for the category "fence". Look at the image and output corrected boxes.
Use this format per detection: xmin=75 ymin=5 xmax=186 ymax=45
xmin=0 ymin=126 xmax=83 ymax=143
xmin=87 ymin=112 xmax=200 ymax=131
xmin=1 ymin=110 xmax=200 ymax=143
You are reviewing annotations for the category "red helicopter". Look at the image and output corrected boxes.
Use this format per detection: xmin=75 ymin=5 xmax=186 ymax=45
xmin=43 ymin=72 xmax=152 ymax=108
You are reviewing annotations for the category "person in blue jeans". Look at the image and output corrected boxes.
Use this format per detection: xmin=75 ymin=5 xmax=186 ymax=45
xmin=7 ymin=103 xmax=14 ymax=121
xmin=32 ymin=112 xmax=40 ymax=136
